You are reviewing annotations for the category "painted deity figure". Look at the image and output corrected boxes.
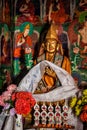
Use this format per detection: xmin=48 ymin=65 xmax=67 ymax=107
xmin=0 ymin=25 xmax=11 ymax=64
xmin=2 ymin=32 xmax=10 ymax=64
xmin=3 ymin=0 xmax=11 ymax=25
xmin=13 ymin=22 xmax=33 ymax=76
xmin=70 ymin=15 xmax=87 ymax=85
xmin=34 ymin=23 xmax=71 ymax=93
xmin=77 ymin=16 xmax=87 ymax=68
xmin=48 ymin=0 xmax=69 ymax=24
xmin=16 ymin=0 xmax=40 ymax=26
xmin=19 ymin=0 xmax=35 ymax=16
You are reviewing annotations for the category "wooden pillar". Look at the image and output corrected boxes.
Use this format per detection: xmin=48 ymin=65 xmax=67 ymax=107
xmin=43 ymin=0 xmax=47 ymax=19
xmin=70 ymin=0 xmax=76 ymax=20
xmin=40 ymin=0 xmax=47 ymax=21
xmin=40 ymin=0 xmax=43 ymax=21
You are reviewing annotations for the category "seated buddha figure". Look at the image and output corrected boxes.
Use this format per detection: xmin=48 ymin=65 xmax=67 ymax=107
xmin=34 ymin=23 xmax=71 ymax=93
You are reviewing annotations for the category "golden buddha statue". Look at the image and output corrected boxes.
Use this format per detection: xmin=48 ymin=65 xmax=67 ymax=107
xmin=34 ymin=23 xmax=71 ymax=94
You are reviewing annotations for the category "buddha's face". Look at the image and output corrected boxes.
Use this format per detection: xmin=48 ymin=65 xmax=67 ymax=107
xmin=45 ymin=38 xmax=57 ymax=53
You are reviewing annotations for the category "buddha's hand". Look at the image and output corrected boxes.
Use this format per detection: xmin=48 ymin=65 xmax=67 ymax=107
xmin=45 ymin=66 xmax=57 ymax=78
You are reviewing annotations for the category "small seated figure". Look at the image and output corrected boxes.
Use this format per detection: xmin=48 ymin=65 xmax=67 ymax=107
xmin=48 ymin=0 xmax=69 ymax=24
xmin=34 ymin=66 xmax=60 ymax=93
xmin=34 ymin=23 xmax=71 ymax=93
xmin=16 ymin=0 xmax=41 ymax=25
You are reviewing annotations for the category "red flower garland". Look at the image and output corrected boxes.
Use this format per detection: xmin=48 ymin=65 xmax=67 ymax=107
xmin=11 ymin=91 xmax=36 ymax=115
xmin=15 ymin=99 xmax=31 ymax=115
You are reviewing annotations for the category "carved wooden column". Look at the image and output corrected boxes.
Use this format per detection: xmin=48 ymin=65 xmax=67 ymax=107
xmin=40 ymin=0 xmax=43 ymax=21
xmin=39 ymin=0 xmax=47 ymax=21
xmin=70 ymin=0 xmax=76 ymax=20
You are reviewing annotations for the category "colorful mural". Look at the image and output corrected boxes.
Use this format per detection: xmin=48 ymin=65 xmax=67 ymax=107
xmin=0 ymin=23 xmax=12 ymax=89
xmin=68 ymin=11 xmax=87 ymax=85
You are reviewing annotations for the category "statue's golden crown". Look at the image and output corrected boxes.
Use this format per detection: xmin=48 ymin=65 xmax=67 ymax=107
xmin=46 ymin=24 xmax=58 ymax=41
